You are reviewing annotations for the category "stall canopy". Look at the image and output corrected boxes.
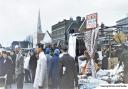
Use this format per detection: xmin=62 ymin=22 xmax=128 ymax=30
xmin=40 ymin=31 xmax=52 ymax=44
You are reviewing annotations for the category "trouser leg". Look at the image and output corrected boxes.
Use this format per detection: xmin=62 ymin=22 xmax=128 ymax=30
xmin=25 ymin=70 xmax=28 ymax=82
xmin=28 ymin=70 xmax=31 ymax=82
xmin=31 ymin=70 xmax=36 ymax=83
xmin=17 ymin=74 xmax=24 ymax=89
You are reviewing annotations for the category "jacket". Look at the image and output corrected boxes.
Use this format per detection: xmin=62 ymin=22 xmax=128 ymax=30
xmin=24 ymin=56 xmax=30 ymax=70
xmin=15 ymin=52 xmax=24 ymax=78
xmin=29 ymin=54 xmax=38 ymax=71
xmin=59 ymin=53 xmax=76 ymax=89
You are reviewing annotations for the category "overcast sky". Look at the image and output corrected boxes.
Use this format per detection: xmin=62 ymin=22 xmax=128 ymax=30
xmin=0 ymin=0 xmax=128 ymax=47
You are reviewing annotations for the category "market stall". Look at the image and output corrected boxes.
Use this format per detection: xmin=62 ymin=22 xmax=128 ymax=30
xmin=78 ymin=61 xmax=124 ymax=89
xmin=77 ymin=19 xmax=124 ymax=88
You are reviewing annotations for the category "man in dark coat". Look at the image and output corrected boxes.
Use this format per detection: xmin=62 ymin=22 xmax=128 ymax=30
xmin=10 ymin=51 xmax=16 ymax=83
xmin=59 ymin=45 xmax=77 ymax=89
xmin=2 ymin=51 xmax=13 ymax=88
xmin=29 ymin=52 xmax=38 ymax=83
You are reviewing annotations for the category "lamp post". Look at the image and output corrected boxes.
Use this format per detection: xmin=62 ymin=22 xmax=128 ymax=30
xmin=108 ymin=33 xmax=112 ymax=58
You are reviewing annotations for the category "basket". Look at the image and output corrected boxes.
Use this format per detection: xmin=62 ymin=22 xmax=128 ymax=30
xmin=0 ymin=74 xmax=7 ymax=89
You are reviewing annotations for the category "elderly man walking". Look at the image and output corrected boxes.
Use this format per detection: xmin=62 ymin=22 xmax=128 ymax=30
xmin=15 ymin=45 xmax=24 ymax=89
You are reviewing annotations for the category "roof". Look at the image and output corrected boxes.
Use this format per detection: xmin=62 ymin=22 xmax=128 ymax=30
xmin=116 ymin=17 xmax=128 ymax=23
xmin=52 ymin=19 xmax=71 ymax=29
xmin=40 ymin=31 xmax=52 ymax=44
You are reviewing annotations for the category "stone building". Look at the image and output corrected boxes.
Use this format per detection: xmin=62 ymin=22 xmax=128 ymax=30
xmin=52 ymin=16 xmax=84 ymax=44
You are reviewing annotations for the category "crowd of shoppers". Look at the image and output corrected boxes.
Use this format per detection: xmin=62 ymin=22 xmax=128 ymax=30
xmin=1 ymin=42 xmax=127 ymax=89
xmin=0 ymin=43 xmax=77 ymax=89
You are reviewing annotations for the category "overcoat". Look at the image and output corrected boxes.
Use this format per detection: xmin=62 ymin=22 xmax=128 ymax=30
xmin=33 ymin=52 xmax=48 ymax=89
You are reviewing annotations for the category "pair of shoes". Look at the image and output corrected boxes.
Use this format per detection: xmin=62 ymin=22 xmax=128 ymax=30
xmin=28 ymin=80 xmax=34 ymax=83
xmin=24 ymin=81 xmax=29 ymax=83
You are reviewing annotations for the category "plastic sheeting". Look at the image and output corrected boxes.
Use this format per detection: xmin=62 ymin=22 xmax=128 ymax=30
xmin=68 ymin=35 xmax=76 ymax=58
xmin=96 ymin=63 xmax=124 ymax=84
xmin=78 ymin=77 xmax=108 ymax=89
xmin=78 ymin=63 xmax=124 ymax=89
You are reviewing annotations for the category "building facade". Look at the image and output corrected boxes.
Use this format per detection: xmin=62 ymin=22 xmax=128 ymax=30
xmin=52 ymin=16 xmax=83 ymax=44
xmin=116 ymin=17 xmax=128 ymax=34
xmin=11 ymin=41 xmax=30 ymax=50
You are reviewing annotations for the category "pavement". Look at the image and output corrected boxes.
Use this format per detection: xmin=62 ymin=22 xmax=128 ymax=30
xmin=6 ymin=83 xmax=78 ymax=89
xmin=7 ymin=83 xmax=34 ymax=89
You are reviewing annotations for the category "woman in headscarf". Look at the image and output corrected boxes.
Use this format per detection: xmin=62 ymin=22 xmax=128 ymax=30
xmin=45 ymin=47 xmax=52 ymax=89
xmin=51 ymin=49 xmax=60 ymax=89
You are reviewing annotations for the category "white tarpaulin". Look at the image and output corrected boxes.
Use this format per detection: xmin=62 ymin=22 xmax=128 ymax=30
xmin=68 ymin=35 xmax=77 ymax=59
xmin=84 ymin=27 xmax=99 ymax=77
xmin=40 ymin=31 xmax=52 ymax=44
xmin=0 ymin=48 xmax=5 ymax=52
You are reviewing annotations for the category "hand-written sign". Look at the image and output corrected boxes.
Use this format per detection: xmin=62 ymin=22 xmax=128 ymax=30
xmin=86 ymin=13 xmax=98 ymax=29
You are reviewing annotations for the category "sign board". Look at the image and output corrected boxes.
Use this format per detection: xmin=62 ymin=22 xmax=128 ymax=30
xmin=86 ymin=13 xmax=98 ymax=29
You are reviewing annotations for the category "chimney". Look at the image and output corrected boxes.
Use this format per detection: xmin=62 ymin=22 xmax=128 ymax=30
xmin=76 ymin=16 xmax=81 ymax=24
xmin=70 ymin=17 xmax=73 ymax=21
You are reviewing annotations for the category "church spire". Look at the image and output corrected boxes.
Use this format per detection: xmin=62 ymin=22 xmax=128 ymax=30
xmin=37 ymin=9 xmax=42 ymax=33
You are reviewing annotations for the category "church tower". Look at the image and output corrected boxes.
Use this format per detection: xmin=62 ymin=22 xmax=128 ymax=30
xmin=33 ymin=10 xmax=45 ymax=48
xmin=37 ymin=10 xmax=42 ymax=33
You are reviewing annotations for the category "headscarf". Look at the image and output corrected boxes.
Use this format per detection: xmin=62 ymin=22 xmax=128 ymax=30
xmin=53 ymin=49 xmax=60 ymax=64
xmin=54 ymin=49 xmax=60 ymax=56
xmin=45 ymin=48 xmax=50 ymax=54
